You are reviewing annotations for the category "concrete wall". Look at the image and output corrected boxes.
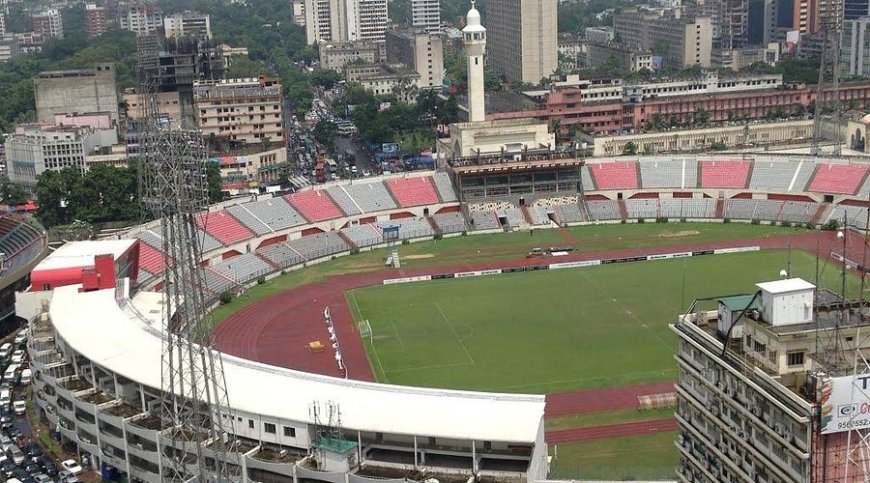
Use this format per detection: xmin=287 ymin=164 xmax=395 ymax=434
xmin=35 ymin=64 xmax=118 ymax=122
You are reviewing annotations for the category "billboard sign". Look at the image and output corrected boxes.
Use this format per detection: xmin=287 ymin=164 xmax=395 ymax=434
xmin=819 ymin=374 xmax=870 ymax=434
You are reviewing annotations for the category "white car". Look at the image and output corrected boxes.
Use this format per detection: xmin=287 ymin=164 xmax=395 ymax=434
xmin=13 ymin=331 xmax=27 ymax=345
xmin=12 ymin=400 xmax=25 ymax=416
xmin=10 ymin=350 xmax=24 ymax=364
xmin=61 ymin=460 xmax=83 ymax=476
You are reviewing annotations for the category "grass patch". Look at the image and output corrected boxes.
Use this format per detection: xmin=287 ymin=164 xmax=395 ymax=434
xmin=550 ymin=431 xmax=678 ymax=480
xmin=213 ymin=222 xmax=808 ymax=326
xmin=546 ymin=407 xmax=674 ymax=431
xmin=349 ymin=249 xmax=859 ymax=393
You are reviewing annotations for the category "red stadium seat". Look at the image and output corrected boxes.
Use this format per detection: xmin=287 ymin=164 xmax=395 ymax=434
xmin=699 ymin=160 xmax=751 ymax=189
xmin=195 ymin=211 xmax=254 ymax=245
xmin=284 ymin=191 xmax=344 ymax=221
xmin=809 ymin=164 xmax=868 ymax=195
xmin=590 ymin=162 xmax=639 ymax=190
xmin=386 ymin=177 xmax=440 ymax=207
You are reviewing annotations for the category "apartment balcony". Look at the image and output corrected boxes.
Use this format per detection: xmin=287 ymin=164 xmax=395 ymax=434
xmin=72 ymin=388 xmax=111 ymax=414
xmin=41 ymin=363 xmax=72 ymax=386
xmin=76 ymin=428 xmax=99 ymax=454
xmin=56 ymin=397 xmax=75 ymax=421
xmin=246 ymin=447 xmax=303 ymax=477
xmin=205 ymin=438 xmax=256 ymax=466
xmin=128 ymin=463 xmax=162 ymax=483
xmin=28 ymin=336 xmax=56 ymax=356
xmin=101 ymin=401 xmax=143 ymax=424
xmin=98 ymin=422 xmax=125 ymax=449
xmin=125 ymin=436 xmax=159 ymax=461
xmin=100 ymin=443 xmax=127 ymax=468
xmin=32 ymin=351 xmax=64 ymax=371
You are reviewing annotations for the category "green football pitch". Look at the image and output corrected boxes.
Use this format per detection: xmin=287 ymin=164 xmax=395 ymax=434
xmin=347 ymin=249 xmax=861 ymax=394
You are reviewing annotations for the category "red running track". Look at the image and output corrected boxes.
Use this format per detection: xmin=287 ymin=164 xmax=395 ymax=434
xmin=546 ymin=417 xmax=678 ymax=443
xmin=545 ymin=382 xmax=675 ymax=417
xmin=215 ymin=229 xmax=855 ymax=409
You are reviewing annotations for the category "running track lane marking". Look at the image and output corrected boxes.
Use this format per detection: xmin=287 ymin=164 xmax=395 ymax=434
xmin=435 ymin=301 xmax=476 ymax=365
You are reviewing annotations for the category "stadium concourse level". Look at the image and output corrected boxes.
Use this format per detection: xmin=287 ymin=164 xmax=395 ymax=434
xmin=129 ymin=157 xmax=870 ymax=296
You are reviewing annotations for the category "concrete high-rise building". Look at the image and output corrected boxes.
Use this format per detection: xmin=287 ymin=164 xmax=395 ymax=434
xmin=386 ymin=29 xmax=444 ymax=89
xmin=118 ymin=5 xmax=163 ymax=35
xmin=845 ymin=0 xmax=870 ymax=19
xmin=487 ymin=0 xmax=557 ymax=84
xmin=85 ymin=4 xmax=107 ymax=39
xmin=304 ymin=0 xmax=389 ymax=44
xmin=0 ymin=12 xmax=6 ymax=36
xmin=672 ymin=275 xmax=870 ymax=482
xmin=843 ymin=17 xmax=870 ymax=77
xmin=614 ymin=7 xmax=713 ymax=68
xmin=163 ymin=11 xmax=212 ymax=40
xmin=463 ymin=2 xmax=485 ymax=122
xmin=193 ymin=77 xmax=283 ymax=145
xmin=34 ymin=64 xmax=118 ymax=122
xmin=411 ymin=0 xmax=441 ymax=33
xmin=32 ymin=9 xmax=63 ymax=40
xmin=292 ymin=0 xmax=306 ymax=26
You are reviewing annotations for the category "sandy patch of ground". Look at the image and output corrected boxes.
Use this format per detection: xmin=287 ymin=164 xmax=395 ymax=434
xmin=657 ymin=230 xmax=701 ymax=238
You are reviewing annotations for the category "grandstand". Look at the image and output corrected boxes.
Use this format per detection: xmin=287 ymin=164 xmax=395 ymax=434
xmin=809 ymin=163 xmax=868 ymax=195
xmin=589 ymin=161 xmax=639 ymax=190
xmin=284 ymin=191 xmax=344 ymax=222
xmin=699 ymin=160 xmax=752 ymax=189
xmin=227 ymin=198 xmax=307 ymax=234
xmin=638 ymin=159 xmax=698 ymax=189
xmin=196 ymin=211 xmax=253 ymax=245
xmin=210 ymin=252 xmax=273 ymax=283
xmin=432 ymin=211 xmax=469 ymax=233
xmin=0 ymin=216 xmax=47 ymax=324
xmin=385 ymin=176 xmax=440 ymax=207
xmin=341 ymin=224 xmax=383 ymax=247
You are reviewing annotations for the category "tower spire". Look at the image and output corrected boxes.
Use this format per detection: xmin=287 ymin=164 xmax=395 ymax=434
xmin=462 ymin=0 xmax=486 ymax=122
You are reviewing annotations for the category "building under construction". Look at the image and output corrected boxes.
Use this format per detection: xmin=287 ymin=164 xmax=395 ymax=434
xmin=672 ymin=243 xmax=870 ymax=482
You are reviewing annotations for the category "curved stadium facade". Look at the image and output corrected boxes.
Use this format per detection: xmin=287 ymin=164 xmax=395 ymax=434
xmin=23 ymin=154 xmax=870 ymax=483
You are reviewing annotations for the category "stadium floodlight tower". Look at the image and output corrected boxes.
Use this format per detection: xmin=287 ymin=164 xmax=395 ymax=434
xmin=810 ymin=0 xmax=844 ymax=156
xmin=136 ymin=33 xmax=239 ymax=483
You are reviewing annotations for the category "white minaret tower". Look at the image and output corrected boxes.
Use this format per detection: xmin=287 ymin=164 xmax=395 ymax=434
xmin=462 ymin=0 xmax=486 ymax=122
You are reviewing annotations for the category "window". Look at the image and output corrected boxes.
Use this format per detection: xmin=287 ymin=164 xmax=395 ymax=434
xmin=248 ymin=419 xmax=254 ymax=429
xmin=264 ymin=423 xmax=276 ymax=434
xmin=283 ymin=426 xmax=296 ymax=438
xmin=787 ymin=351 xmax=804 ymax=367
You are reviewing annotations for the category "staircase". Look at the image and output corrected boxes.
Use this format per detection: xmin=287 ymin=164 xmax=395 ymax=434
xmin=714 ymin=198 xmax=725 ymax=219
xmin=336 ymin=231 xmax=358 ymax=250
xmin=810 ymin=202 xmax=832 ymax=225
xmin=617 ymin=199 xmax=628 ymax=219
xmin=426 ymin=216 xmax=442 ymax=236
xmin=578 ymin=197 xmax=591 ymax=222
xmin=520 ymin=206 xmax=534 ymax=225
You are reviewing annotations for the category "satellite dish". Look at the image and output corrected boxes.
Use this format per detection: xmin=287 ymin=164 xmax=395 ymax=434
xmin=780 ymin=269 xmax=788 ymax=278
xmin=837 ymin=230 xmax=845 ymax=239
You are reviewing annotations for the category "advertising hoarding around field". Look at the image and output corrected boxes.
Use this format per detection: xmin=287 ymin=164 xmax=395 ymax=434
xmin=820 ymin=374 xmax=870 ymax=434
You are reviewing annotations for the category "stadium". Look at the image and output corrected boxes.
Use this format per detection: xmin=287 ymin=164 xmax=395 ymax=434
xmin=17 ymin=154 xmax=870 ymax=483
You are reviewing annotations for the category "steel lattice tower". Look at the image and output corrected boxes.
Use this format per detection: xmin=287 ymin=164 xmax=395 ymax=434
xmin=136 ymin=33 xmax=240 ymax=483
xmin=811 ymin=0 xmax=844 ymax=156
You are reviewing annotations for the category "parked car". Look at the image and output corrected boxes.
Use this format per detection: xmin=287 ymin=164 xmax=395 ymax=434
xmin=37 ymin=457 xmax=56 ymax=477
xmin=10 ymin=351 xmax=24 ymax=365
xmin=19 ymin=369 xmax=31 ymax=386
xmin=12 ymin=401 xmax=25 ymax=416
xmin=33 ymin=474 xmax=53 ymax=483
xmin=14 ymin=331 xmax=27 ymax=346
xmin=59 ymin=461 xmax=81 ymax=476
xmin=9 ymin=445 xmax=26 ymax=465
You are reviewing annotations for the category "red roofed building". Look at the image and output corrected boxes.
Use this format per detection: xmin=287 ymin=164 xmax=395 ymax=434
xmin=29 ymin=239 xmax=140 ymax=291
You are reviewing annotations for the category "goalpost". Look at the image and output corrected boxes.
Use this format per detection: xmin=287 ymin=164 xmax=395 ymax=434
xmin=358 ymin=319 xmax=373 ymax=344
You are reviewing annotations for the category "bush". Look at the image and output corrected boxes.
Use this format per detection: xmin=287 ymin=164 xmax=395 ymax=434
xmin=257 ymin=277 xmax=266 ymax=285
xmin=350 ymin=248 xmax=360 ymax=255
xmin=402 ymin=239 xmax=410 ymax=245
xmin=461 ymin=231 xmax=468 ymax=236
xmin=434 ymin=233 xmax=443 ymax=240
xmin=620 ymin=219 xmax=627 ymax=224
xmin=656 ymin=217 xmax=668 ymax=223
xmin=781 ymin=221 xmax=792 ymax=227
xmin=219 ymin=291 xmax=234 ymax=305
xmin=637 ymin=218 xmax=645 ymax=224
xmin=823 ymin=219 xmax=840 ymax=231
xmin=680 ymin=217 xmax=687 ymax=223
xmin=281 ymin=270 xmax=287 ymax=275
xmin=805 ymin=222 xmax=815 ymax=230
xmin=723 ymin=218 xmax=731 ymax=224
xmin=751 ymin=218 xmax=760 ymax=225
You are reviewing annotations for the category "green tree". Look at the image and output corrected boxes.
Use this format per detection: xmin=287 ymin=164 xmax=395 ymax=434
xmin=0 ymin=177 xmax=26 ymax=207
xmin=310 ymin=69 xmax=343 ymax=90
xmin=313 ymin=120 xmax=338 ymax=149
xmin=207 ymin=163 xmax=224 ymax=204
xmin=226 ymin=56 xmax=274 ymax=78
xmin=622 ymin=141 xmax=638 ymax=155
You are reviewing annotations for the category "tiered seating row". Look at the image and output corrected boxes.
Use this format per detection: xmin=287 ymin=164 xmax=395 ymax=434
xmin=828 ymin=205 xmax=869 ymax=230
xmin=378 ymin=218 xmax=434 ymax=239
xmin=433 ymin=172 xmax=459 ymax=202
xmin=553 ymin=204 xmax=584 ymax=224
xmin=748 ymin=161 xmax=800 ymax=192
xmin=284 ymin=191 xmax=345 ymax=222
xmin=341 ymin=224 xmax=383 ymax=247
xmin=211 ymin=252 xmax=273 ymax=282
xmin=589 ymin=162 xmax=639 ymax=190
xmin=257 ymin=242 xmax=305 ymax=267
xmin=586 ymin=200 xmax=621 ymax=221
xmin=658 ymin=199 xmax=716 ymax=219
xmin=497 ymin=208 xmax=525 ymax=228
xmin=432 ymin=212 xmax=468 ymax=233
xmin=342 ymin=182 xmax=399 ymax=213
xmin=526 ymin=206 xmax=550 ymax=225
xmin=638 ymin=160 xmax=684 ymax=189
xmin=809 ymin=164 xmax=868 ymax=195
xmin=723 ymin=199 xmax=820 ymax=223
xmin=195 ymin=211 xmax=254 ymax=245
xmin=227 ymin=198 xmax=307 ymax=235
xmin=470 ymin=211 xmax=501 ymax=230
xmin=699 ymin=160 xmax=752 ymax=189
xmin=0 ymin=218 xmax=43 ymax=257
xmin=386 ymin=177 xmax=440 ymax=207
